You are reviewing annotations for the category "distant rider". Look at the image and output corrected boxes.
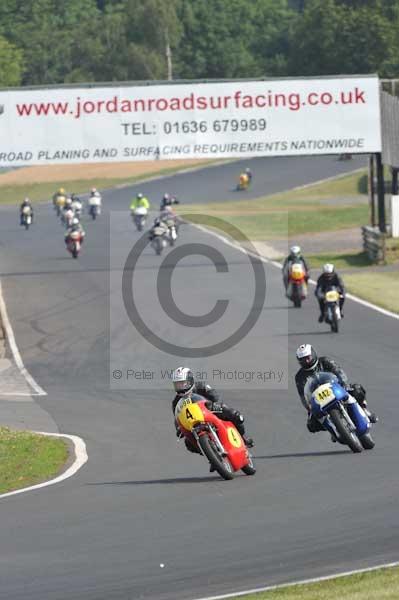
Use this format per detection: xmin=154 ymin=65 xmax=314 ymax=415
xmin=160 ymin=193 xmax=179 ymax=210
xmin=148 ymin=217 xmax=169 ymax=241
xmin=282 ymin=245 xmax=309 ymax=290
xmin=88 ymin=188 xmax=102 ymax=215
xmin=172 ymin=367 xmax=254 ymax=459
xmin=244 ymin=167 xmax=253 ymax=183
xmin=315 ymin=263 xmax=345 ymax=322
xmin=20 ymin=197 xmax=33 ymax=225
xmin=65 ymin=217 xmax=85 ymax=245
xmin=130 ymin=192 xmax=150 ymax=212
xmin=295 ymin=344 xmax=378 ymax=438
xmin=53 ymin=187 xmax=66 ymax=206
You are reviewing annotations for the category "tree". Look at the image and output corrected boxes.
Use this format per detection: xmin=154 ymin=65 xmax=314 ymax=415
xmin=287 ymin=0 xmax=398 ymax=77
xmin=0 ymin=35 xmax=23 ymax=86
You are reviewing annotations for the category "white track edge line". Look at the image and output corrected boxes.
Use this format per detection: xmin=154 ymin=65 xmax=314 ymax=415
xmin=0 ymin=280 xmax=47 ymax=395
xmin=193 ymin=225 xmax=399 ymax=320
xmin=192 ymin=561 xmax=399 ymax=600
xmin=0 ymin=432 xmax=88 ymax=500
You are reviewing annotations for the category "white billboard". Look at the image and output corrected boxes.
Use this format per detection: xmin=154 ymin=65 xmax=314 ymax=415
xmin=0 ymin=76 xmax=381 ymax=166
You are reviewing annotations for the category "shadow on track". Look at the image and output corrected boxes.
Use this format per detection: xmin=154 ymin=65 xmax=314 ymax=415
xmin=255 ymin=450 xmax=351 ymax=459
xmin=87 ymin=476 xmax=220 ymax=486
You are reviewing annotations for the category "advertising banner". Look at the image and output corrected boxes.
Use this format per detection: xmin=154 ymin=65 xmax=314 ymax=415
xmin=0 ymin=76 xmax=381 ymax=166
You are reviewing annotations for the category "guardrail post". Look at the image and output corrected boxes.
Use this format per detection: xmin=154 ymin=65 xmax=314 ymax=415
xmin=376 ymin=153 xmax=386 ymax=233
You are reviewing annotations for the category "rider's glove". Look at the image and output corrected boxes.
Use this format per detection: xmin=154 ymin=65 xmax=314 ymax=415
xmin=175 ymin=426 xmax=184 ymax=439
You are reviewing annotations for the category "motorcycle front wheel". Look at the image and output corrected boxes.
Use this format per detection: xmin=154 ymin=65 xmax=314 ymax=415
xmin=359 ymin=431 xmax=375 ymax=450
xmin=329 ymin=407 xmax=362 ymax=453
xmin=242 ymin=454 xmax=256 ymax=475
xmin=198 ymin=435 xmax=234 ymax=480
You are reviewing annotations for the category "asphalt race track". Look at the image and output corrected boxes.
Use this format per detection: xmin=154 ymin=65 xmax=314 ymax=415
xmin=0 ymin=155 xmax=398 ymax=600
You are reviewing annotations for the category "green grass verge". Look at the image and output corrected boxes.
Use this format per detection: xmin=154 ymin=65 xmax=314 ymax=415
xmin=232 ymin=566 xmax=399 ymax=599
xmin=0 ymin=161 xmax=217 ymax=205
xmin=345 ymin=272 xmax=399 ymax=313
xmin=0 ymin=427 xmax=69 ymax=494
xmin=306 ymin=251 xmax=372 ymax=269
xmin=181 ymin=170 xmax=368 ymax=238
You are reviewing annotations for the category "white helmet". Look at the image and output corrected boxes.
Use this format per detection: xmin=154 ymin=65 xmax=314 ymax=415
xmin=323 ymin=263 xmax=335 ymax=275
xmin=72 ymin=217 xmax=80 ymax=226
xmin=290 ymin=245 xmax=301 ymax=257
xmin=172 ymin=366 xmax=195 ymax=396
xmin=296 ymin=344 xmax=318 ymax=371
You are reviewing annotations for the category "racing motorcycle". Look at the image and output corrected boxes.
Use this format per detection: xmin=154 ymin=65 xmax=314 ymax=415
xmin=305 ymin=372 xmax=375 ymax=453
xmin=236 ymin=173 xmax=250 ymax=191
xmin=21 ymin=206 xmax=32 ymax=230
xmin=66 ymin=230 xmax=83 ymax=259
xmin=71 ymin=199 xmax=83 ymax=218
xmin=54 ymin=194 xmax=66 ymax=216
xmin=286 ymin=261 xmax=308 ymax=308
xmin=89 ymin=204 xmax=101 ymax=220
xmin=321 ymin=286 xmax=342 ymax=333
xmin=164 ymin=217 xmax=178 ymax=246
xmin=150 ymin=225 xmax=168 ymax=255
xmin=62 ymin=207 xmax=75 ymax=229
xmin=132 ymin=206 xmax=148 ymax=231
xmin=174 ymin=394 xmax=256 ymax=480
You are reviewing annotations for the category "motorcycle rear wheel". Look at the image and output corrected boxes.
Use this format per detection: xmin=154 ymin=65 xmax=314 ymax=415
xmin=329 ymin=407 xmax=362 ymax=453
xmin=198 ymin=435 xmax=234 ymax=480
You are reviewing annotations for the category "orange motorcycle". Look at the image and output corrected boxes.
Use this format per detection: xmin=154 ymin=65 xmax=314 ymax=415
xmin=175 ymin=395 xmax=256 ymax=480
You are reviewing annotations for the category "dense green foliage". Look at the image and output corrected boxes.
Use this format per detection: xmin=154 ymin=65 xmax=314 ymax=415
xmin=0 ymin=0 xmax=398 ymax=87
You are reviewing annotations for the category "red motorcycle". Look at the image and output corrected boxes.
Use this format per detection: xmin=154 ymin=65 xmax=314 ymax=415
xmin=175 ymin=396 xmax=256 ymax=480
xmin=286 ymin=261 xmax=308 ymax=308
xmin=66 ymin=230 xmax=83 ymax=259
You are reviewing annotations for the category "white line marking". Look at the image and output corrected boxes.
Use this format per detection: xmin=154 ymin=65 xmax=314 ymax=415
xmin=192 ymin=225 xmax=399 ymax=320
xmin=0 ymin=280 xmax=47 ymax=395
xmin=192 ymin=561 xmax=399 ymax=600
xmin=0 ymin=432 xmax=88 ymax=500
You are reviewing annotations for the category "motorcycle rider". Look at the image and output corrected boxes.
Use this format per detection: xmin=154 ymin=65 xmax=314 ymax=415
xmin=88 ymin=187 xmax=102 ymax=216
xmin=148 ymin=217 xmax=169 ymax=241
xmin=295 ymin=344 xmax=378 ymax=437
xmin=65 ymin=217 xmax=85 ymax=246
xmin=172 ymin=367 xmax=254 ymax=458
xmin=53 ymin=187 xmax=66 ymax=206
xmin=71 ymin=193 xmax=83 ymax=213
xmin=20 ymin=197 xmax=33 ymax=225
xmin=160 ymin=193 xmax=179 ymax=210
xmin=282 ymin=245 xmax=309 ymax=290
xmin=244 ymin=167 xmax=253 ymax=183
xmin=315 ymin=263 xmax=345 ymax=322
xmin=130 ymin=192 xmax=150 ymax=212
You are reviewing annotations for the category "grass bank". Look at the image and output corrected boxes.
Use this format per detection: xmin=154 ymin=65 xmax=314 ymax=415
xmin=229 ymin=566 xmax=399 ymax=599
xmin=345 ymin=272 xmax=399 ymax=313
xmin=0 ymin=427 xmax=69 ymax=494
xmin=181 ymin=170 xmax=368 ymax=238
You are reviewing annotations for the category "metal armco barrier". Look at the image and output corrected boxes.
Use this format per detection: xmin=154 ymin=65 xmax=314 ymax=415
xmin=362 ymin=225 xmax=386 ymax=263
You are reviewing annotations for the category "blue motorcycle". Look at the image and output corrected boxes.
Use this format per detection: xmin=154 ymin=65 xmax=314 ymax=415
xmin=305 ymin=372 xmax=375 ymax=453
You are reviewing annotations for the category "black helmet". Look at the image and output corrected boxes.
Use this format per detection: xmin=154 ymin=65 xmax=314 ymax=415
xmin=296 ymin=344 xmax=318 ymax=371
